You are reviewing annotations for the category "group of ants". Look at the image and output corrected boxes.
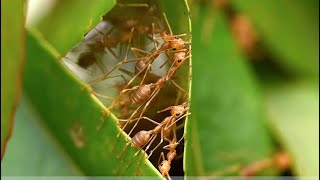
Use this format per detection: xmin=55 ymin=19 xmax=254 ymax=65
xmin=63 ymin=2 xmax=291 ymax=179
xmin=63 ymin=3 xmax=191 ymax=179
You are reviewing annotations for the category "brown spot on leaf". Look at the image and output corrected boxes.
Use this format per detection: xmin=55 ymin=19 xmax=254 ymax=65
xmin=70 ymin=122 xmax=86 ymax=149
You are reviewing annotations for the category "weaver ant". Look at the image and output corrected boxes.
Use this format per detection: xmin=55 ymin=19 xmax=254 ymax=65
xmin=114 ymin=102 xmax=190 ymax=175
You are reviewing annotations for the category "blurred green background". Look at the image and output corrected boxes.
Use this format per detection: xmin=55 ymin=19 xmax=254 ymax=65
xmin=1 ymin=0 xmax=319 ymax=177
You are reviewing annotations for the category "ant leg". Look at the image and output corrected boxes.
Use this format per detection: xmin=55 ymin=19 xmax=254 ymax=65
xmin=132 ymin=134 xmax=158 ymax=174
xmin=157 ymin=105 xmax=175 ymax=113
xmin=120 ymin=84 xmax=140 ymax=93
xmin=154 ymin=33 xmax=188 ymax=41
xmin=158 ymin=152 xmax=166 ymax=166
xmin=139 ymin=64 xmax=151 ymax=85
xmin=116 ymin=141 xmax=131 ymax=160
xmin=89 ymin=59 xmax=140 ymax=85
xmin=123 ymin=27 xmax=135 ymax=61
xmin=151 ymin=22 xmax=158 ymax=50
xmin=171 ymin=80 xmax=185 ymax=92
xmin=140 ymin=117 xmax=160 ymax=125
xmin=116 ymin=126 xmax=153 ymax=163
xmin=90 ymin=73 xmax=127 ymax=86
xmin=177 ymin=133 xmax=185 ymax=144
xmin=173 ymin=90 xmax=183 ymax=106
xmin=165 ymin=113 xmax=191 ymax=131
xmin=96 ymin=108 xmax=111 ymax=131
xmin=166 ymin=33 xmax=188 ymax=38
xmin=147 ymin=129 xmax=164 ymax=160
xmin=114 ymin=141 xmax=131 ymax=175
xmin=172 ymin=126 xmax=177 ymax=142
xmin=95 ymin=58 xmax=109 ymax=75
xmin=118 ymin=68 xmax=134 ymax=77
xmin=111 ymin=84 xmax=159 ymax=150
xmin=106 ymin=47 xmax=120 ymax=61
xmin=118 ymin=116 xmax=159 ymax=126
xmin=111 ymin=102 xmax=145 ymax=153
xmin=93 ymin=92 xmax=113 ymax=100
xmin=116 ymin=61 xmax=151 ymax=93
xmin=175 ymin=121 xmax=185 ymax=130
xmin=162 ymin=12 xmax=173 ymax=35
xmin=131 ymin=47 xmax=151 ymax=56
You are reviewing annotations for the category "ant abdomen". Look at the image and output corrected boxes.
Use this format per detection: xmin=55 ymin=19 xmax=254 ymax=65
xmin=77 ymin=52 xmax=96 ymax=69
xmin=132 ymin=85 xmax=152 ymax=105
xmin=131 ymin=130 xmax=151 ymax=148
xmin=135 ymin=60 xmax=149 ymax=75
xmin=159 ymin=160 xmax=170 ymax=176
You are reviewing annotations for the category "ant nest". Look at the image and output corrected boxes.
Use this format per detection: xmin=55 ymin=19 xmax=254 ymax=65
xmin=61 ymin=1 xmax=191 ymax=178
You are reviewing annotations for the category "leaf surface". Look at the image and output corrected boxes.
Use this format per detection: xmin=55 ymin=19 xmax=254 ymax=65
xmin=1 ymin=0 xmax=26 ymax=159
xmin=230 ymin=0 xmax=319 ymax=77
xmin=185 ymin=5 xmax=276 ymax=176
xmin=265 ymin=82 xmax=319 ymax=176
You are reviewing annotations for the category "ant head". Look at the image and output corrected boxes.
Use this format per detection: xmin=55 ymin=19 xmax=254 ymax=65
xmin=182 ymin=101 xmax=190 ymax=110
xmin=77 ymin=52 xmax=96 ymax=68
xmin=171 ymin=104 xmax=188 ymax=118
xmin=169 ymin=37 xmax=185 ymax=50
xmin=159 ymin=160 xmax=170 ymax=176
xmin=173 ymin=52 xmax=188 ymax=67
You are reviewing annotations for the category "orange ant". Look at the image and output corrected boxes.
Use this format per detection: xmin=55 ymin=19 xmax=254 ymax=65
xmin=239 ymin=151 xmax=291 ymax=177
xmin=156 ymin=112 xmax=185 ymax=179
xmin=208 ymin=151 xmax=291 ymax=177
xmin=114 ymin=102 xmax=190 ymax=175
xmin=158 ymin=135 xmax=185 ymax=180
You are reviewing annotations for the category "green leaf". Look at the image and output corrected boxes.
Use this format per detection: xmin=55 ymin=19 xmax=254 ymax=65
xmin=265 ymin=82 xmax=319 ymax=176
xmin=2 ymin=96 xmax=81 ymax=175
xmin=34 ymin=0 xmax=116 ymax=54
xmin=230 ymin=0 xmax=319 ymax=77
xmin=185 ymin=5 xmax=275 ymax=176
xmin=21 ymin=31 xmax=161 ymax=176
xmin=1 ymin=0 xmax=25 ymax=159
